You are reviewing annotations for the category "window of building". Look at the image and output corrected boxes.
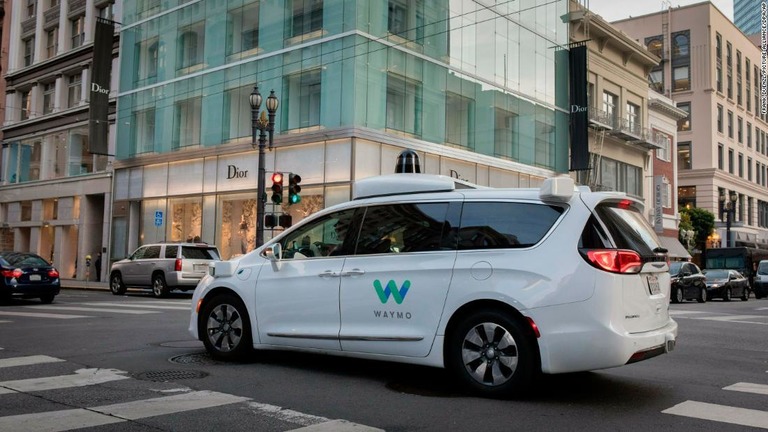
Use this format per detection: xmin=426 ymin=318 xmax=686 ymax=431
xmin=649 ymin=69 xmax=663 ymax=93
xmin=748 ymin=121 xmax=752 ymax=147
xmin=223 ymin=84 xmax=252 ymax=141
xmin=646 ymin=37 xmax=663 ymax=58
xmin=678 ymin=141 xmax=691 ymax=170
xmin=173 ymin=97 xmax=202 ymax=148
xmin=226 ymin=3 xmax=259 ymax=57
xmin=738 ymin=81 xmax=742 ymax=105
xmin=717 ymin=104 xmax=723 ymax=133
xmin=655 ymin=131 xmax=670 ymax=161
xmin=673 ymin=66 xmax=690 ymax=91
xmin=729 ymin=148 xmax=734 ymax=174
xmin=98 ymin=2 xmax=115 ymax=20
xmin=626 ymin=102 xmax=639 ymax=134
xmin=20 ymin=91 xmax=31 ymax=120
xmin=749 ymin=157 xmax=753 ymax=181
xmin=71 ymin=16 xmax=85 ymax=49
xmin=673 ymin=33 xmax=689 ymax=57
xmin=747 ymin=59 xmax=752 ymax=111
xmin=445 ymin=92 xmax=474 ymax=147
xmin=5 ymin=141 xmax=42 ymax=183
xmin=68 ymin=74 xmax=81 ymax=108
xmin=726 ymin=41 xmax=732 ymax=67
xmin=716 ymin=66 xmax=722 ymax=93
xmin=43 ymin=82 xmax=55 ymax=115
xmin=136 ymin=37 xmax=159 ymax=82
xmin=602 ymin=91 xmax=617 ymax=127
xmin=739 ymin=153 xmax=744 ymax=177
xmin=677 ymin=102 xmax=690 ymax=131
xmin=46 ymin=28 xmax=58 ymax=59
xmin=678 ymin=185 xmax=696 ymax=209
xmin=65 ymin=128 xmax=92 ymax=176
xmin=718 ymin=144 xmax=724 ymax=170
xmin=27 ymin=0 xmax=35 ymax=17
xmin=597 ymin=157 xmax=642 ymax=197
xmin=177 ymin=22 xmax=205 ymax=70
xmin=284 ymin=69 xmax=322 ymax=130
xmin=134 ymin=108 xmax=156 ymax=154
xmin=23 ymin=37 xmax=34 ymax=67
xmin=716 ymin=33 xmax=722 ymax=59
xmin=728 ymin=110 xmax=733 ymax=138
xmin=139 ymin=0 xmax=160 ymax=20
xmin=494 ymin=109 xmax=518 ymax=160
xmin=290 ymin=0 xmax=323 ymax=38
xmin=388 ymin=0 xmax=424 ymax=43
xmin=386 ymin=72 xmax=422 ymax=136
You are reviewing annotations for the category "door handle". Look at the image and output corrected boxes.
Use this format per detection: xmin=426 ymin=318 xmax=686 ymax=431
xmin=318 ymin=270 xmax=340 ymax=278
xmin=341 ymin=269 xmax=365 ymax=277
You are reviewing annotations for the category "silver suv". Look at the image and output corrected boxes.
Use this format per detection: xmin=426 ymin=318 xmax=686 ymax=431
xmin=110 ymin=242 xmax=220 ymax=297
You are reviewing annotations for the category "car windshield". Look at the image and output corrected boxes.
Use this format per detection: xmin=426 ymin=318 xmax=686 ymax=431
xmin=705 ymin=269 xmax=729 ymax=279
xmin=1 ymin=252 xmax=49 ymax=267
xmin=181 ymin=246 xmax=220 ymax=260
xmin=668 ymin=262 xmax=683 ymax=275
xmin=758 ymin=262 xmax=768 ymax=275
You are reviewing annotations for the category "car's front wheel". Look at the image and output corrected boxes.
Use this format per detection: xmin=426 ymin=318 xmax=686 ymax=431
xmin=110 ymin=273 xmax=127 ymax=295
xmin=673 ymin=287 xmax=683 ymax=303
xmin=152 ymin=274 xmax=169 ymax=298
xmin=697 ymin=287 xmax=707 ymax=303
xmin=724 ymin=287 xmax=732 ymax=301
xmin=446 ymin=310 xmax=538 ymax=397
xmin=199 ymin=294 xmax=253 ymax=361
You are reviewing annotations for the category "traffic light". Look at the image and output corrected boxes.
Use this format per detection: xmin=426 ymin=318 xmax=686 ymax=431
xmin=271 ymin=172 xmax=283 ymax=204
xmin=288 ymin=173 xmax=301 ymax=205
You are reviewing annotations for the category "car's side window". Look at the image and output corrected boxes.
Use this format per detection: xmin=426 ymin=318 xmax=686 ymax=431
xmin=144 ymin=246 xmax=161 ymax=259
xmin=164 ymin=246 xmax=178 ymax=259
xmin=131 ymin=247 xmax=147 ymax=260
xmin=459 ymin=202 xmax=565 ymax=250
xmin=354 ymin=202 xmax=451 ymax=255
xmin=280 ymin=208 xmax=359 ymax=259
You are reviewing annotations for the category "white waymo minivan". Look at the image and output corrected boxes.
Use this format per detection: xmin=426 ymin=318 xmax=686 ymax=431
xmin=189 ymin=173 xmax=677 ymax=397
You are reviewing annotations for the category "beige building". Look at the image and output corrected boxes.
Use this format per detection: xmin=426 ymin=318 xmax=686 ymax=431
xmin=613 ymin=2 xmax=768 ymax=248
xmin=568 ymin=0 xmax=689 ymax=255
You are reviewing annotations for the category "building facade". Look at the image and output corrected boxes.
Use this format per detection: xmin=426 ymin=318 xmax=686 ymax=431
xmin=734 ymin=0 xmax=766 ymax=35
xmin=614 ymin=2 xmax=768 ymax=248
xmin=0 ymin=0 xmax=118 ymax=282
xmin=112 ymin=0 xmax=572 ymax=261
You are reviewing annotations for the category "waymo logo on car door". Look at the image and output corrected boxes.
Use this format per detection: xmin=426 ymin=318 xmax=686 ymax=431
xmin=374 ymin=279 xmax=410 ymax=304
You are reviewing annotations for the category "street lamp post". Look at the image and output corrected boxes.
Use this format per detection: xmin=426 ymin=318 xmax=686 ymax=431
xmin=720 ymin=191 xmax=737 ymax=248
xmin=249 ymin=85 xmax=279 ymax=248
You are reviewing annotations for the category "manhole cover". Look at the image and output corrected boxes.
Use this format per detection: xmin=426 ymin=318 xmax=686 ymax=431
xmin=135 ymin=370 xmax=208 ymax=382
xmin=169 ymin=352 xmax=224 ymax=366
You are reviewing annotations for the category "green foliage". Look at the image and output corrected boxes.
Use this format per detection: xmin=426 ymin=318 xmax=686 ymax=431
xmin=679 ymin=207 xmax=715 ymax=250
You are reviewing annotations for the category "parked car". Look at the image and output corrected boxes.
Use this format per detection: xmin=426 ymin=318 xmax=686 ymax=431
xmin=189 ymin=174 xmax=677 ymax=397
xmin=669 ymin=261 xmax=707 ymax=303
xmin=0 ymin=252 xmax=60 ymax=304
xmin=703 ymin=269 xmax=750 ymax=301
xmin=753 ymin=259 xmax=768 ymax=299
xmin=110 ymin=242 xmax=221 ymax=297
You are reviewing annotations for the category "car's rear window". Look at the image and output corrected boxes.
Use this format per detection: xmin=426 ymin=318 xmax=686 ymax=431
xmin=181 ymin=247 xmax=220 ymax=260
xmin=593 ymin=201 xmax=664 ymax=257
xmin=1 ymin=253 xmax=49 ymax=267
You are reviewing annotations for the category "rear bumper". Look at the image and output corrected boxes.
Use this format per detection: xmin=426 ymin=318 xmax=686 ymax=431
xmin=165 ymin=272 xmax=204 ymax=288
xmin=2 ymin=283 xmax=60 ymax=298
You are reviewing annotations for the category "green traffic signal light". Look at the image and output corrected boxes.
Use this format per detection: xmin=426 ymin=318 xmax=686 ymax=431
xmin=288 ymin=173 xmax=301 ymax=205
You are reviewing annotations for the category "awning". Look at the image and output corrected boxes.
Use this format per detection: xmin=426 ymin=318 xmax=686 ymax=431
xmin=658 ymin=236 xmax=692 ymax=260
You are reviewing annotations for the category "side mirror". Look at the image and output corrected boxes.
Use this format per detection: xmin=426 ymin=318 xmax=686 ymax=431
xmin=265 ymin=243 xmax=282 ymax=262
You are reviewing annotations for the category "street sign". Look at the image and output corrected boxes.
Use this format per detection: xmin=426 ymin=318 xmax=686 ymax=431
xmin=154 ymin=210 xmax=163 ymax=227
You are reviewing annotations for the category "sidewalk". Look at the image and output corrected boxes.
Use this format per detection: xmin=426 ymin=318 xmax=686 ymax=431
xmin=60 ymin=279 xmax=109 ymax=291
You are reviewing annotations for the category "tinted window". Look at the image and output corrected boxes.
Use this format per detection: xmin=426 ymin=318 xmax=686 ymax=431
xmin=165 ymin=246 xmax=178 ymax=259
xmin=143 ymin=246 xmax=161 ymax=259
xmin=131 ymin=247 xmax=148 ymax=260
xmin=594 ymin=202 xmax=663 ymax=257
xmin=280 ymin=208 xmax=359 ymax=259
xmin=458 ymin=202 xmax=564 ymax=250
xmin=669 ymin=261 xmax=683 ymax=275
xmin=355 ymin=203 xmax=451 ymax=255
xmin=181 ymin=246 xmax=220 ymax=260
xmin=1 ymin=253 xmax=49 ymax=267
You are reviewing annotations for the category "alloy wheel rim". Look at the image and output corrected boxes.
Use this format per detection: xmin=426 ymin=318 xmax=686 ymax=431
xmin=111 ymin=277 xmax=120 ymax=293
xmin=461 ymin=322 xmax=518 ymax=387
xmin=206 ymin=304 xmax=243 ymax=353
xmin=676 ymin=289 xmax=683 ymax=303
xmin=153 ymin=279 xmax=163 ymax=296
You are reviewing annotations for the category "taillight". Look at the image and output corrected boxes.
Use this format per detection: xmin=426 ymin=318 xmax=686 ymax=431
xmin=175 ymin=259 xmax=182 ymax=272
xmin=585 ymin=249 xmax=643 ymax=274
xmin=1 ymin=268 xmax=23 ymax=278
xmin=48 ymin=269 xmax=59 ymax=278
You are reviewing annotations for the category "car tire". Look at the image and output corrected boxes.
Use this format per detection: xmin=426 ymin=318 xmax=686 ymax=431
xmin=724 ymin=287 xmax=732 ymax=302
xmin=673 ymin=287 xmax=683 ymax=304
xmin=741 ymin=288 xmax=750 ymax=301
xmin=697 ymin=287 xmax=707 ymax=303
xmin=446 ymin=309 xmax=538 ymax=398
xmin=39 ymin=294 xmax=55 ymax=304
xmin=152 ymin=273 xmax=169 ymax=298
xmin=110 ymin=272 xmax=127 ymax=295
xmin=199 ymin=294 xmax=253 ymax=361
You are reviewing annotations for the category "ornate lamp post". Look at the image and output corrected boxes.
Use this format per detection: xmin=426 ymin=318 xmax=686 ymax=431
xmin=720 ymin=191 xmax=737 ymax=248
xmin=249 ymin=85 xmax=279 ymax=248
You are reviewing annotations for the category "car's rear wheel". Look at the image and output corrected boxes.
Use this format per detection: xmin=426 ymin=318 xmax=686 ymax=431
xmin=446 ymin=310 xmax=538 ymax=397
xmin=152 ymin=273 xmax=169 ymax=298
xmin=741 ymin=288 xmax=750 ymax=301
xmin=724 ymin=287 xmax=732 ymax=301
xmin=109 ymin=273 xmax=127 ymax=295
xmin=673 ymin=287 xmax=683 ymax=304
xmin=199 ymin=294 xmax=252 ymax=361
xmin=40 ymin=294 xmax=55 ymax=304
xmin=697 ymin=287 xmax=707 ymax=303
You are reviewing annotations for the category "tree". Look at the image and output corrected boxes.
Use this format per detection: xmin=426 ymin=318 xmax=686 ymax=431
xmin=679 ymin=207 xmax=715 ymax=252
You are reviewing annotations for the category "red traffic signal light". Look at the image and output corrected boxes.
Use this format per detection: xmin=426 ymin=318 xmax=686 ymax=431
xmin=271 ymin=172 xmax=283 ymax=204
xmin=288 ymin=173 xmax=301 ymax=205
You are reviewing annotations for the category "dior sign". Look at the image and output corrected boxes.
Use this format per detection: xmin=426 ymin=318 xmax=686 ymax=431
xmin=226 ymin=165 xmax=249 ymax=179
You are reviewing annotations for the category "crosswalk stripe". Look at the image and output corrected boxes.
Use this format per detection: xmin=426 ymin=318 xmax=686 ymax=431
xmin=121 ymin=301 xmax=192 ymax=306
xmin=724 ymin=382 xmax=768 ymax=396
xmin=80 ymin=302 xmax=189 ymax=310
xmin=0 ymin=320 xmax=10 ymax=324
xmin=0 ymin=355 xmax=64 ymax=368
xmin=0 ymin=390 xmax=249 ymax=431
xmin=0 ymin=368 xmax=130 ymax=393
xmin=288 ymin=419 xmax=385 ymax=432
xmin=246 ymin=401 xmax=330 ymax=427
xmin=663 ymin=400 xmax=768 ymax=429
xmin=0 ymin=311 xmax=89 ymax=319
xmin=27 ymin=306 xmax=159 ymax=315
xmin=668 ymin=311 xmax=708 ymax=315
xmin=692 ymin=315 xmax=768 ymax=325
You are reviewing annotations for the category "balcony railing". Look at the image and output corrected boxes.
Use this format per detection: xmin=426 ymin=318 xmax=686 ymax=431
xmin=588 ymin=107 xmax=614 ymax=130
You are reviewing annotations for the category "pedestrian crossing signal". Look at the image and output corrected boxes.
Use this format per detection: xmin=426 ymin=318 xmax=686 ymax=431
xmin=288 ymin=173 xmax=301 ymax=205
xmin=271 ymin=172 xmax=283 ymax=204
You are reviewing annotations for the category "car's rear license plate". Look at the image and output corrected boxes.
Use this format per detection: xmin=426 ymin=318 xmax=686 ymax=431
xmin=647 ymin=274 xmax=661 ymax=295
xmin=29 ymin=274 xmax=41 ymax=281
xmin=194 ymin=264 xmax=206 ymax=272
